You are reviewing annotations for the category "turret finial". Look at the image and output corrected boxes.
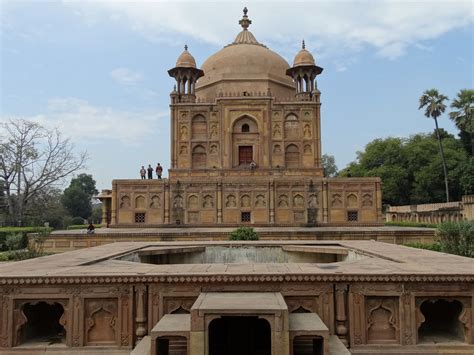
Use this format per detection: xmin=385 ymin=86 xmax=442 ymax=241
xmin=239 ymin=7 xmax=252 ymax=30
xmin=302 ymin=39 xmax=305 ymax=49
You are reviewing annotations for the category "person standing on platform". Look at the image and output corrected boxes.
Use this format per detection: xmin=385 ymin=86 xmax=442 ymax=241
xmin=147 ymin=164 xmax=153 ymax=179
xmin=156 ymin=163 xmax=163 ymax=179
xmin=140 ymin=166 xmax=146 ymax=180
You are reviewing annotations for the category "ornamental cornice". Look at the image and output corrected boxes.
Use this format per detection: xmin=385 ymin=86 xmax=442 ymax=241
xmin=0 ymin=273 xmax=472 ymax=286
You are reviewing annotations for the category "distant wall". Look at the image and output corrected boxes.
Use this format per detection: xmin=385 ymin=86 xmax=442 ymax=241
xmin=386 ymin=195 xmax=474 ymax=223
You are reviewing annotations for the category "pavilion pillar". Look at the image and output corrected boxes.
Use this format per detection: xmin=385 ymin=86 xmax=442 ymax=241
xmin=335 ymin=283 xmax=349 ymax=345
xmin=134 ymin=284 xmax=147 ymax=344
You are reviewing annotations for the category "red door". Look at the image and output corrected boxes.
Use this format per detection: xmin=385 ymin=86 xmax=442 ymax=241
xmin=239 ymin=146 xmax=253 ymax=165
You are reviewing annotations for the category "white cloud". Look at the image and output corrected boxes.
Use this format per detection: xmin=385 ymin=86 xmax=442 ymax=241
xmin=110 ymin=67 xmax=143 ymax=86
xmin=64 ymin=0 xmax=473 ymax=60
xmin=7 ymin=98 xmax=167 ymax=144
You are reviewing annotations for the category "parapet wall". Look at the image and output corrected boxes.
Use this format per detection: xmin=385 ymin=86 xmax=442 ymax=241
xmin=386 ymin=195 xmax=473 ymax=223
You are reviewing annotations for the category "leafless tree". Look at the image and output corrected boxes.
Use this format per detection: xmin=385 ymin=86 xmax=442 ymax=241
xmin=0 ymin=119 xmax=87 ymax=226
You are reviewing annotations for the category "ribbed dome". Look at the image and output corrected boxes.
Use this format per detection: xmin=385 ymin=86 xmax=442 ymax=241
xmin=195 ymin=8 xmax=295 ymax=98
xmin=293 ymin=41 xmax=315 ymax=66
xmin=176 ymin=45 xmax=197 ymax=68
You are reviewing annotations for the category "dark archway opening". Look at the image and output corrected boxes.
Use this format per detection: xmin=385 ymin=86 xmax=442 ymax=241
xmin=21 ymin=302 xmax=66 ymax=345
xmin=418 ymin=299 xmax=464 ymax=343
xmin=209 ymin=316 xmax=271 ymax=355
xmin=156 ymin=336 xmax=187 ymax=355
xmin=293 ymin=335 xmax=324 ymax=355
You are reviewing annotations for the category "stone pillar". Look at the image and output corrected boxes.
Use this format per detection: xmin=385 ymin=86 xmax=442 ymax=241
xmin=217 ymin=181 xmax=223 ymax=224
xmin=335 ymin=283 xmax=349 ymax=345
xmin=269 ymin=180 xmax=275 ymax=223
xmin=164 ymin=182 xmax=170 ymax=224
xmin=111 ymin=181 xmax=117 ymax=225
xmin=322 ymin=180 xmax=329 ymax=223
xmin=134 ymin=285 xmax=147 ymax=344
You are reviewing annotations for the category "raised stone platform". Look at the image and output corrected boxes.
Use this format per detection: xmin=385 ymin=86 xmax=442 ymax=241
xmin=38 ymin=226 xmax=436 ymax=253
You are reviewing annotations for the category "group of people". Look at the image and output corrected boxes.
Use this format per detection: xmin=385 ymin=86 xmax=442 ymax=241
xmin=140 ymin=163 xmax=163 ymax=180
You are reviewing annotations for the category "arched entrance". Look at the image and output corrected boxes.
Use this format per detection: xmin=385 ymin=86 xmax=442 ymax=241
xmin=209 ymin=316 xmax=271 ymax=355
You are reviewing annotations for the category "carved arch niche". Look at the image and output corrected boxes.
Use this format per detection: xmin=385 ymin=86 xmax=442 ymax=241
xmin=85 ymin=298 xmax=118 ymax=346
xmin=284 ymin=113 xmax=299 ymax=139
xmin=191 ymin=114 xmax=207 ymax=140
xmin=192 ymin=145 xmax=207 ymax=169
xmin=135 ymin=195 xmax=146 ymax=209
xmin=232 ymin=115 xmax=259 ymax=168
xmin=346 ymin=193 xmax=358 ymax=208
xmin=366 ymin=297 xmax=399 ymax=344
xmin=120 ymin=194 xmax=131 ymax=209
xmin=285 ymin=144 xmax=300 ymax=168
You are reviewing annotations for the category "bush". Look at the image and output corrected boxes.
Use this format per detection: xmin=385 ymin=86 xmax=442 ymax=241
xmin=404 ymin=242 xmax=443 ymax=252
xmin=71 ymin=216 xmax=85 ymax=225
xmin=385 ymin=221 xmax=438 ymax=228
xmin=0 ymin=227 xmax=52 ymax=251
xmin=5 ymin=233 xmax=27 ymax=251
xmin=437 ymin=221 xmax=474 ymax=258
xmin=229 ymin=227 xmax=259 ymax=241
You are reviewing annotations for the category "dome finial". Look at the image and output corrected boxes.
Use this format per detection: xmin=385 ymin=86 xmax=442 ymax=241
xmin=184 ymin=44 xmax=188 ymax=51
xmin=302 ymin=39 xmax=305 ymax=49
xmin=239 ymin=7 xmax=252 ymax=30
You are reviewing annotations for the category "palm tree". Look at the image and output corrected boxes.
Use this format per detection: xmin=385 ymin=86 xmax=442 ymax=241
xmin=450 ymin=89 xmax=474 ymax=156
xmin=419 ymin=89 xmax=450 ymax=202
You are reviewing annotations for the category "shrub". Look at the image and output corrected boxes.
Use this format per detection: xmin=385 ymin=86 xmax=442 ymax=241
xmin=229 ymin=227 xmax=259 ymax=241
xmin=404 ymin=242 xmax=442 ymax=252
xmin=437 ymin=221 xmax=474 ymax=258
xmin=0 ymin=227 xmax=52 ymax=251
xmin=71 ymin=216 xmax=85 ymax=225
xmin=5 ymin=233 xmax=27 ymax=251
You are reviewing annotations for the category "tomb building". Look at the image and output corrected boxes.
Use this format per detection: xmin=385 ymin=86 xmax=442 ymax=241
xmin=99 ymin=8 xmax=382 ymax=227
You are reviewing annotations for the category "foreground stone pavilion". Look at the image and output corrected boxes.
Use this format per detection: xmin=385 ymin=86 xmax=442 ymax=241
xmin=1 ymin=9 xmax=472 ymax=355
xmin=0 ymin=240 xmax=473 ymax=354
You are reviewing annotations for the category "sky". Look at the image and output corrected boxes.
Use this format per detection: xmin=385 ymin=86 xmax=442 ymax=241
xmin=1 ymin=0 xmax=473 ymax=190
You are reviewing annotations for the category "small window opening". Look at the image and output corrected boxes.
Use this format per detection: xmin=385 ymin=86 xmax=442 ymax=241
xmin=21 ymin=302 xmax=66 ymax=345
xmin=347 ymin=211 xmax=358 ymax=222
xmin=135 ymin=212 xmax=146 ymax=223
xmin=418 ymin=299 xmax=464 ymax=344
xmin=241 ymin=212 xmax=251 ymax=223
xmin=242 ymin=123 xmax=250 ymax=133
xmin=157 ymin=336 xmax=187 ymax=355
xmin=293 ymin=335 xmax=324 ymax=355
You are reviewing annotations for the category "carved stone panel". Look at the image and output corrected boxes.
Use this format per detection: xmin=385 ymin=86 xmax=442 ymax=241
xmin=366 ymin=296 xmax=400 ymax=344
xmin=84 ymin=298 xmax=118 ymax=346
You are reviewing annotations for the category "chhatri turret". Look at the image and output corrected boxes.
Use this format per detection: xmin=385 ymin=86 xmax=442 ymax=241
xmin=168 ymin=45 xmax=204 ymax=103
xmin=286 ymin=40 xmax=323 ymax=101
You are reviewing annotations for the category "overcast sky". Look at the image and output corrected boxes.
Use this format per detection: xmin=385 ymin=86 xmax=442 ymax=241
xmin=1 ymin=0 xmax=473 ymax=190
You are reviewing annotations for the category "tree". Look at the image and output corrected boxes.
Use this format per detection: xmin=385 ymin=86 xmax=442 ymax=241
xmin=450 ymin=89 xmax=474 ymax=156
xmin=321 ymin=154 xmax=338 ymax=177
xmin=0 ymin=119 xmax=87 ymax=226
xmin=340 ymin=133 xmax=468 ymax=205
xmin=25 ymin=187 xmax=67 ymax=228
xmin=419 ymin=89 xmax=450 ymax=202
xmin=61 ymin=174 xmax=98 ymax=219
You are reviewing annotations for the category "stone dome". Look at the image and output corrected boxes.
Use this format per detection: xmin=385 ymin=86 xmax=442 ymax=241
xmin=195 ymin=8 xmax=295 ymax=99
xmin=176 ymin=45 xmax=197 ymax=68
xmin=293 ymin=41 xmax=315 ymax=66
